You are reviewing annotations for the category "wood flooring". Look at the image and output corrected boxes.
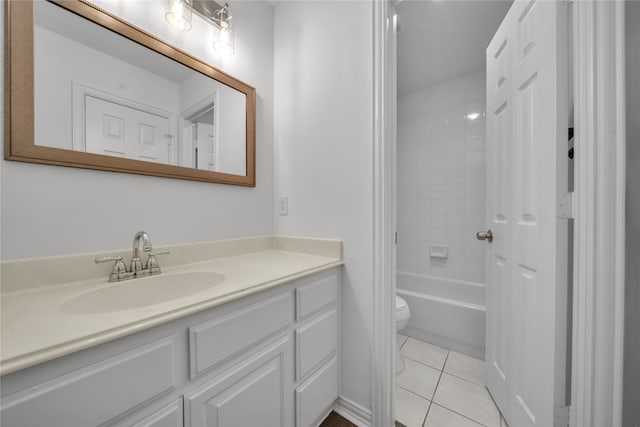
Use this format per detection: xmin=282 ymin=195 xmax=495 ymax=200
xmin=319 ymin=411 xmax=407 ymax=427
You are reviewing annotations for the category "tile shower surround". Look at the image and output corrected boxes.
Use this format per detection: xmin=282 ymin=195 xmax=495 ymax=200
xmin=397 ymin=73 xmax=487 ymax=284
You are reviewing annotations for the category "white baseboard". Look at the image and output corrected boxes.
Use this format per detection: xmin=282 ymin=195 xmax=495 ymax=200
xmin=333 ymin=396 xmax=372 ymax=427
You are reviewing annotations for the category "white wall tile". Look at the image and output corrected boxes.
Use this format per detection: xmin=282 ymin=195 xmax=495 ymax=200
xmin=447 ymin=198 xmax=466 ymax=214
xmin=397 ymin=72 xmax=486 ymax=284
xmin=431 ymin=213 xmax=448 ymax=228
xmin=429 ymin=169 xmax=448 ymax=185
xmin=466 ymin=135 xmax=485 ymax=151
xmin=447 ymin=168 xmax=466 ymax=184
xmin=448 ymin=139 xmax=466 ymax=156
xmin=465 ymin=150 xmax=484 ymax=168
xmin=448 ymin=183 xmax=466 ymax=199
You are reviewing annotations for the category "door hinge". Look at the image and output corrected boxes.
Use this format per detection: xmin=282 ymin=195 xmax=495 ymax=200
xmin=559 ymin=192 xmax=575 ymax=219
xmin=554 ymin=405 xmax=570 ymax=427
xmin=395 ymin=232 xmax=398 ymax=245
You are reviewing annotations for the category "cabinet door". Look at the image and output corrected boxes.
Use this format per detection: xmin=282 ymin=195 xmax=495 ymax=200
xmin=295 ymin=358 xmax=338 ymax=427
xmin=0 ymin=338 xmax=176 ymax=427
xmin=185 ymin=337 xmax=290 ymax=427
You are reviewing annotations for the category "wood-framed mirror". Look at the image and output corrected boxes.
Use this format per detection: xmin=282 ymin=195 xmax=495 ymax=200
xmin=4 ymin=0 xmax=256 ymax=186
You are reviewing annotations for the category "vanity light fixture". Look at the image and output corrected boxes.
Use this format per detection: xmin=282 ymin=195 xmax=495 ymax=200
xmin=168 ymin=0 xmax=235 ymax=56
xmin=466 ymin=112 xmax=480 ymax=121
xmin=165 ymin=0 xmax=193 ymax=31
xmin=212 ymin=3 xmax=234 ymax=56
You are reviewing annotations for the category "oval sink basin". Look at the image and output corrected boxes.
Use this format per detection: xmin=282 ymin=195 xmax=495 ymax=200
xmin=63 ymin=272 xmax=224 ymax=313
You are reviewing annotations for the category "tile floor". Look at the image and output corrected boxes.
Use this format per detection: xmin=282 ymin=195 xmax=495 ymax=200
xmin=396 ymin=335 xmax=509 ymax=427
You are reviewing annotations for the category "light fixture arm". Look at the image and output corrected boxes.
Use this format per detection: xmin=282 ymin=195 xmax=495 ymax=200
xmin=212 ymin=3 xmax=232 ymax=28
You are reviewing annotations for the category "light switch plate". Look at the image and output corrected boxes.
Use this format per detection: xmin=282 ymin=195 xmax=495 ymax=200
xmin=279 ymin=196 xmax=288 ymax=216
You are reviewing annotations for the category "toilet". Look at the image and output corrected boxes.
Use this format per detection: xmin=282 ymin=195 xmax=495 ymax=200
xmin=395 ymin=295 xmax=410 ymax=374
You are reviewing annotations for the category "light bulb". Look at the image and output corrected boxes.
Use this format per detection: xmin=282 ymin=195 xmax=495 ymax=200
xmin=214 ymin=22 xmax=234 ymax=55
xmin=165 ymin=0 xmax=192 ymax=31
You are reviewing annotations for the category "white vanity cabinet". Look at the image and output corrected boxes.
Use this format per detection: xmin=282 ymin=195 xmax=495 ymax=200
xmin=0 ymin=268 xmax=339 ymax=427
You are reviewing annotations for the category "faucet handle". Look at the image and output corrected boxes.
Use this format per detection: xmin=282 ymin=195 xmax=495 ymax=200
xmin=95 ymin=255 xmax=124 ymax=268
xmin=151 ymin=249 xmax=170 ymax=256
xmin=95 ymin=256 xmax=129 ymax=282
xmin=146 ymin=250 xmax=170 ymax=275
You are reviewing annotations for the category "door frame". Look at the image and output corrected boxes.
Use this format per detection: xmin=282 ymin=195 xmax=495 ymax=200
xmin=371 ymin=1 xmax=627 ymax=426
xmin=571 ymin=1 xmax=626 ymax=426
xmin=371 ymin=0 xmax=397 ymax=426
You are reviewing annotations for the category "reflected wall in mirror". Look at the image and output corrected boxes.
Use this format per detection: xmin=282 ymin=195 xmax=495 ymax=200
xmin=5 ymin=0 xmax=256 ymax=185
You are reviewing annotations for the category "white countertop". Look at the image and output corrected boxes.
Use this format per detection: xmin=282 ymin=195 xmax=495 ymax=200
xmin=0 ymin=237 xmax=342 ymax=376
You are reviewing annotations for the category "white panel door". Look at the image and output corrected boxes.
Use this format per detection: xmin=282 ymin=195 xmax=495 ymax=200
xmin=85 ymin=95 xmax=173 ymax=164
xmin=485 ymin=1 xmax=568 ymax=426
xmin=195 ymin=123 xmax=216 ymax=171
xmin=485 ymin=11 xmax=513 ymax=418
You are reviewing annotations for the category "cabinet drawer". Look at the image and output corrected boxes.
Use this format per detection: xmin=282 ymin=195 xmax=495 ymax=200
xmin=295 ymin=309 xmax=337 ymax=381
xmin=295 ymin=357 xmax=338 ymax=427
xmin=131 ymin=398 xmax=183 ymax=427
xmin=0 ymin=337 xmax=175 ymax=427
xmin=295 ymin=270 xmax=338 ymax=322
xmin=189 ymin=292 xmax=291 ymax=378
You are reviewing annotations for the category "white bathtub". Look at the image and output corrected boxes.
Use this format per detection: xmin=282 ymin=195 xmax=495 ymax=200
xmin=397 ymin=272 xmax=486 ymax=360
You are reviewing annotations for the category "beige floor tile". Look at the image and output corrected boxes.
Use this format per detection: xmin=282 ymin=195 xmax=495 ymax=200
xmin=397 ymin=358 xmax=442 ymax=399
xmin=424 ymin=403 xmax=483 ymax=427
xmin=401 ymin=338 xmax=449 ymax=370
xmin=444 ymin=351 xmax=486 ymax=386
xmin=396 ymin=386 xmax=430 ymax=427
xmin=433 ymin=373 xmax=501 ymax=427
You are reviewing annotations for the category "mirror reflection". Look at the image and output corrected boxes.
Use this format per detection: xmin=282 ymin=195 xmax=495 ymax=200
xmin=34 ymin=1 xmax=247 ymax=175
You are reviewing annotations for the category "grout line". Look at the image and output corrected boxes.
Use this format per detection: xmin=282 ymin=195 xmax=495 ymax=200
xmin=431 ymin=374 xmax=501 ymax=427
xmin=421 ymin=400 xmax=433 ymax=427
xmin=422 ymin=350 xmax=448 ymax=427
xmin=429 ymin=402 xmax=487 ymax=427
xmin=396 ymin=384 xmax=432 ymax=403
xmin=399 ymin=336 xmax=409 ymax=350
xmin=441 ymin=370 xmax=486 ymax=388
xmin=431 ymin=349 xmax=449 ymax=400
xmin=402 ymin=354 xmax=446 ymax=372
xmin=398 ymin=337 xmax=499 ymax=427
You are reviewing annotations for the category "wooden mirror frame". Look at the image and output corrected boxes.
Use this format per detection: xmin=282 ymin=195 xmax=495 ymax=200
xmin=4 ymin=0 xmax=256 ymax=186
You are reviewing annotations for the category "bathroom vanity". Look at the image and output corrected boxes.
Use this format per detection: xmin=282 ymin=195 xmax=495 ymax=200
xmin=0 ymin=236 xmax=342 ymax=427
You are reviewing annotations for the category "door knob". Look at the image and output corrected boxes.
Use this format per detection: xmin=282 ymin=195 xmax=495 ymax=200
xmin=476 ymin=230 xmax=493 ymax=242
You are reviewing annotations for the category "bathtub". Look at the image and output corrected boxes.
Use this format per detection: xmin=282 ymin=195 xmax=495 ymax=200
xmin=397 ymin=272 xmax=486 ymax=360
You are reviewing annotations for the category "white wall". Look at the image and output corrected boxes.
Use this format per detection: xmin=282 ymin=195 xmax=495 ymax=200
xmin=273 ymin=1 xmax=375 ymax=411
xmin=0 ymin=0 xmax=275 ymax=260
xmin=624 ymin=1 xmax=640 ymax=425
xmin=179 ymin=73 xmax=246 ymax=174
xmin=397 ymin=72 xmax=486 ymax=284
xmin=35 ymin=26 xmax=181 ymax=150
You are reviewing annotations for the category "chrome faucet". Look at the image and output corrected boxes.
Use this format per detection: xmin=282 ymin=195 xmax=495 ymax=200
xmin=131 ymin=231 xmax=153 ymax=274
xmin=95 ymin=231 xmax=170 ymax=282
